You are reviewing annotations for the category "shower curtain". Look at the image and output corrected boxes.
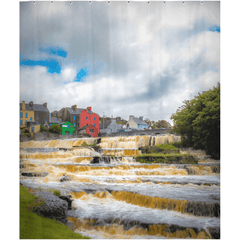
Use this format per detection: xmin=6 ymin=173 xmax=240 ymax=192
xmin=20 ymin=1 xmax=220 ymax=239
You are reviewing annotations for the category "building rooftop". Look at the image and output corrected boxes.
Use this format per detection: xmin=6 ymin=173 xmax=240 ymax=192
xmin=132 ymin=117 xmax=148 ymax=125
xmin=20 ymin=102 xmax=49 ymax=112
xmin=49 ymin=116 xmax=63 ymax=124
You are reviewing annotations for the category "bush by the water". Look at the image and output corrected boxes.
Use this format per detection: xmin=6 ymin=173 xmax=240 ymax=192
xmin=20 ymin=186 xmax=89 ymax=239
xmin=171 ymin=84 xmax=220 ymax=159
xmin=49 ymin=125 xmax=62 ymax=134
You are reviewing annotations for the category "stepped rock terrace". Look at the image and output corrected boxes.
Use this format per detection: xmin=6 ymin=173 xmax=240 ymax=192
xmin=20 ymin=134 xmax=220 ymax=239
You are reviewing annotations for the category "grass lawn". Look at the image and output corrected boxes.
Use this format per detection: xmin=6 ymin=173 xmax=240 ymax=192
xmin=20 ymin=186 xmax=90 ymax=239
xmin=136 ymin=153 xmax=198 ymax=164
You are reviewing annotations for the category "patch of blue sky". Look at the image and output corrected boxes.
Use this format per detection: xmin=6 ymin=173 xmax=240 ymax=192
xmin=74 ymin=68 xmax=88 ymax=82
xmin=72 ymin=61 xmax=106 ymax=82
xmin=207 ymin=26 xmax=220 ymax=32
xmin=20 ymin=59 xmax=61 ymax=74
xmin=39 ymin=46 xmax=68 ymax=58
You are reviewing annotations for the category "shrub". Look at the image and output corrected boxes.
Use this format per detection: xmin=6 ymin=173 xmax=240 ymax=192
xmin=49 ymin=125 xmax=62 ymax=134
xmin=40 ymin=125 xmax=48 ymax=132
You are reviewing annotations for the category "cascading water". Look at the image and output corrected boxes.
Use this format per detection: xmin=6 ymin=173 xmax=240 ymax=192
xmin=20 ymin=134 xmax=220 ymax=239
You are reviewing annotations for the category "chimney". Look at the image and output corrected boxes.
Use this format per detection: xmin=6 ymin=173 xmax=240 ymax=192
xmin=71 ymin=105 xmax=77 ymax=111
xmin=29 ymin=101 xmax=33 ymax=107
xmin=22 ymin=101 xmax=25 ymax=110
xmin=111 ymin=118 xmax=116 ymax=124
xmin=43 ymin=102 xmax=47 ymax=108
xmin=87 ymin=107 xmax=92 ymax=111
xmin=139 ymin=116 xmax=143 ymax=120
xmin=129 ymin=115 xmax=134 ymax=120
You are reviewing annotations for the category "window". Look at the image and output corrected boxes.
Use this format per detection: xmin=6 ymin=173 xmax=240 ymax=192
xmin=90 ymin=129 xmax=94 ymax=133
xmin=73 ymin=116 xmax=75 ymax=120
xmin=37 ymin=114 xmax=39 ymax=118
xmin=93 ymin=117 xmax=96 ymax=120
xmin=31 ymin=127 xmax=34 ymax=133
xmin=74 ymin=123 xmax=75 ymax=127
xmin=37 ymin=121 xmax=39 ymax=124
xmin=25 ymin=120 xmax=27 ymax=125
xmin=45 ymin=119 xmax=47 ymax=122
xmin=25 ymin=113 xmax=27 ymax=118
xmin=93 ymin=124 xmax=96 ymax=127
xmin=20 ymin=120 xmax=23 ymax=125
xmin=30 ymin=117 xmax=32 ymax=121
xmin=49 ymin=113 xmax=51 ymax=116
xmin=50 ymin=124 xmax=52 ymax=126
xmin=20 ymin=112 xmax=23 ymax=118
xmin=86 ymin=117 xmax=88 ymax=120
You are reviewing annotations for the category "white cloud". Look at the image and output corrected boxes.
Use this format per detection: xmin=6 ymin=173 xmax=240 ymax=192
xmin=198 ymin=71 xmax=220 ymax=89
xmin=61 ymin=67 xmax=77 ymax=82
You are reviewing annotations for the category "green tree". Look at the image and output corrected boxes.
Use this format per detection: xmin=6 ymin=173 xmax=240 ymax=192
xmin=152 ymin=120 xmax=172 ymax=129
xmin=48 ymin=125 xmax=62 ymax=134
xmin=171 ymin=84 xmax=220 ymax=159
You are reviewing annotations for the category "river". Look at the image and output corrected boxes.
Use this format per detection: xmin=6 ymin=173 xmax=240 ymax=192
xmin=20 ymin=134 xmax=220 ymax=239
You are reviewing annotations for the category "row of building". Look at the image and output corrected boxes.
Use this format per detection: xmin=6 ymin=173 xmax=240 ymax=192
xmin=19 ymin=101 xmax=149 ymax=137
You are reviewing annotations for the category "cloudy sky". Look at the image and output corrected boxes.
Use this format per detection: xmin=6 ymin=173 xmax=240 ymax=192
xmin=20 ymin=1 xmax=220 ymax=124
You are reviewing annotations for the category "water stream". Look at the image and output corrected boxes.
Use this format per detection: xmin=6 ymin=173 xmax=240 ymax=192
xmin=20 ymin=135 xmax=220 ymax=239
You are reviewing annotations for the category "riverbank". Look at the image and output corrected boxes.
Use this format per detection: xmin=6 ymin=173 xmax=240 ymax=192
xmin=20 ymin=185 xmax=90 ymax=239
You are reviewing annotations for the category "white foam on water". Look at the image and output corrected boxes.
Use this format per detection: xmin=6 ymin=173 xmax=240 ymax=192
xmin=70 ymin=197 xmax=220 ymax=230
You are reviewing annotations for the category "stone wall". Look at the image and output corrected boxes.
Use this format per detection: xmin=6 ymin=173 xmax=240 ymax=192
xmin=20 ymin=132 xmax=93 ymax=142
xmin=107 ymin=128 xmax=169 ymax=137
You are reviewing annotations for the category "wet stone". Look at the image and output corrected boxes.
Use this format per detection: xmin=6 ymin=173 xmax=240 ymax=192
xmin=59 ymin=195 xmax=73 ymax=210
xmin=21 ymin=172 xmax=49 ymax=177
xmin=32 ymin=191 xmax=68 ymax=224
xmin=59 ymin=175 xmax=71 ymax=182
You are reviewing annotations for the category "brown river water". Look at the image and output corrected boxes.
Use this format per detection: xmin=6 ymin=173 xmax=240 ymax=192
xmin=20 ymin=134 xmax=220 ymax=239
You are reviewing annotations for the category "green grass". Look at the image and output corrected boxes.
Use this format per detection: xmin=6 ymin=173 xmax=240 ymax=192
xmin=20 ymin=186 xmax=90 ymax=239
xmin=81 ymin=142 xmax=100 ymax=150
xmin=154 ymin=143 xmax=179 ymax=151
xmin=136 ymin=153 xmax=198 ymax=164
xmin=48 ymin=189 xmax=61 ymax=196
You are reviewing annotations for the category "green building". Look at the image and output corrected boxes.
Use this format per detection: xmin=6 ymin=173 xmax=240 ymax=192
xmin=61 ymin=121 xmax=75 ymax=135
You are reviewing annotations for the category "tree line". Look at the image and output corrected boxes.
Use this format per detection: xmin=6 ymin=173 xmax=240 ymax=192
xmin=171 ymin=84 xmax=220 ymax=159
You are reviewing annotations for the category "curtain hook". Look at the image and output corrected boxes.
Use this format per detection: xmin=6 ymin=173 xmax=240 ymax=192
xmin=70 ymin=1 xmax=73 ymax=4
xmin=33 ymin=1 xmax=36 ymax=4
xmin=108 ymin=1 xmax=110 ymax=4
xmin=128 ymin=1 xmax=130 ymax=4
xmin=148 ymin=1 xmax=150 ymax=4
xmin=51 ymin=1 xmax=53 ymax=4
xmin=89 ymin=1 xmax=92 ymax=4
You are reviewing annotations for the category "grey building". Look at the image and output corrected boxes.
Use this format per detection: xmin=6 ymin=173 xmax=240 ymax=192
xmin=100 ymin=118 xmax=123 ymax=135
xmin=49 ymin=116 xmax=63 ymax=126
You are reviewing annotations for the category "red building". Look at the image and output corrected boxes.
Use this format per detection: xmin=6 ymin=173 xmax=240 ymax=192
xmin=80 ymin=107 xmax=99 ymax=138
